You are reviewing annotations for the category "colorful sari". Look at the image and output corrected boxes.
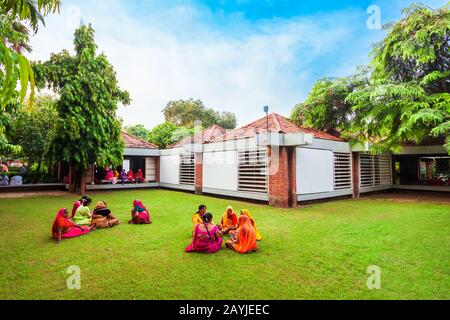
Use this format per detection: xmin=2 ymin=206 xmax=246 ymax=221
xmin=105 ymin=169 xmax=114 ymax=180
xmin=135 ymin=169 xmax=144 ymax=183
xmin=226 ymin=215 xmax=257 ymax=254
xmin=131 ymin=200 xmax=151 ymax=224
xmin=73 ymin=205 xmax=92 ymax=226
xmin=71 ymin=200 xmax=81 ymax=218
xmin=127 ymin=171 xmax=135 ymax=182
xmin=52 ymin=209 xmax=90 ymax=239
xmin=91 ymin=201 xmax=115 ymax=228
xmin=192 ymin=213 xmax=215 ymax=229
xmin=220 ymin=207 xmax=238 ymax=230
xmin=186 ymin=224 xmax=223 ymax=253
xmin=241 ymin=209 xmax=262 ymax=241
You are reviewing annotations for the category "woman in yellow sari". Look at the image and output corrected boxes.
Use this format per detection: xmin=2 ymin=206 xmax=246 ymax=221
xmin=240 ymin=209 xmax=262 ymax=241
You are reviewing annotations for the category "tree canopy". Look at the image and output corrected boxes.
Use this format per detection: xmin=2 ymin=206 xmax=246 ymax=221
xmin=124 ymin=124 xmax=151 ymax=141
xmin=0 ymin=0 xmax=60 ymax=152
xmin=34 ymin=24 xmax=130 ymax=191
xmin=291 ymin=3 xmax=450 ymax=153
xmin=163 ymin=98 xmax=237 ymax=129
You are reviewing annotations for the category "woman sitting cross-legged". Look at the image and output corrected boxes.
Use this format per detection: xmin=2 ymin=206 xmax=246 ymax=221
xmin=240 ymin=209 xmax=262 ymax=241
xmin=71 ymin=195 xmax=89 ymax=219
xmin=219 ymin=206 xmax=238 ymax=238
xmin=129 ymin=200 xmax=152 ymax=224
xmin=226 ymin=215 xmax=257 ymax=254
xmin=186 ymin=212 xmax=223 ymax=254
xmin=91 ymin=200 xmax=120 ymax=229
xmin=52 ymin=208 xmax=93 ymax=242
xmin=73 ymin=197 xmax=93 ymax=226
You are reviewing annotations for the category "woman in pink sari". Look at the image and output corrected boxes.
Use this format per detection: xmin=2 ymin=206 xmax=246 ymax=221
xmin=128 ymin=200 xmax=152 ymax=224
xmin=186 ymin=213 xmax=222 ymax=254
xmin=52 ymin=208 xmax=92 ymax=242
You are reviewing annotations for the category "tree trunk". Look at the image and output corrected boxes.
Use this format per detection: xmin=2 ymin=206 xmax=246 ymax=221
xmin=68 ymin=164 xmax=78 ymax=193
xmin=34 ymin=159 xmax=42 ymax=184
xmin=80 ymin=169 xmax=86 ymax=195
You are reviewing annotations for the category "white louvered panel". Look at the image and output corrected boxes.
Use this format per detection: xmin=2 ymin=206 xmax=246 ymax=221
xmin=334 ymin=153 xmax=352 ymax=190
xmin=145 ymin=157 xmax=156 ymax=182
xmin=238 ymin=149 xmax=268 ymax=193
xmin=179 ymin=153 xmax=195 ymax=185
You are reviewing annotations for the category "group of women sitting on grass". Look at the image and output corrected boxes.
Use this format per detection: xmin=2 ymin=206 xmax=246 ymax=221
xmin=51 ymin=196 xmax=151 ymax=242
xmin=51 ymin=197 xmax=262 ymax=254
xmin=186 ymin=205 xmax=262 ymax=254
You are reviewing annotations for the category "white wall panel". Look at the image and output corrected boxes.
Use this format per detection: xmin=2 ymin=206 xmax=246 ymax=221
xmin=297 ymin=148 xmax=334 ymax=195
xmin=160 ymin=155 xmax=179 ymax=184
xmin=203 ymin=151 xmax=238 ymax=191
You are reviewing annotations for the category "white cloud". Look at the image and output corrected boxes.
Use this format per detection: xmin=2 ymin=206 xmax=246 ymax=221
xmin=28 ymin=0 xmax=378 ymax=129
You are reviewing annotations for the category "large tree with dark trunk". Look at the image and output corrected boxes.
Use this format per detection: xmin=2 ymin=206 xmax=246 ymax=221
xmin=34 ymin=24 xmax=130 ymax=193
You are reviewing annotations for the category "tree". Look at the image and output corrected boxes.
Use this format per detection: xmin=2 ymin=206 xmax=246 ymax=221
xmin=147 ymin=122 xmax=191 ymax=149
xmin=0 ymin=0 xmax=60 ymax=152
xmin=8 ymin=95 xmax=58 ymax=183
xmin=124 ymin=124 xmax=151 ymax=140
xmin=348 ymin=3 xmax=450 ymax=153
xmin=290 ymin=69 xmax=370 ymax=136
xmin=34 ymin=24 xmax=131 ymax=193
xmin=163 ymin=98 xmax=237 ymax=129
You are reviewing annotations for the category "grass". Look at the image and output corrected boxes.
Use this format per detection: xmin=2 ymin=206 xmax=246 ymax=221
xmin=0 ymin=189 xmax=449 ymax=300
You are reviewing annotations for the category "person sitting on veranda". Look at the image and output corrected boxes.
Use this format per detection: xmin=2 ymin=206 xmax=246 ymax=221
xmin=52 ymin=208 xmax=93 ymax=242
xmin=73 ymin=197 xmax=93 ymax=226
xmin=104 ymin=167 xmax=117 ymax=184
xmin=240 ymin=209 xmax=262 ymax=241
xmin=119 ymin=169 xmax=127 ymax=184
xmin=71 ymin=195 xmax=89 ymax=218
xmin=0 ymin=173 xmax=9 ymax=186
xmin=91 ymin=200 xmax=120 ymax=229
xmin=10 ymin=175 xmax=23 ymax=186
xmin=219 ymin=206 xmax=238 ymax=238
xmin=129 ymin=199 xmax=152 ymax=224
xmin=186 ymin=213 xmax=223 ymax=254
xmin=127 ymin=170 xmax=135 ymax=182
xmin=135 ymin=169 xmax=145 ymax=183
xmin=226 ymin=215 xmax=257 ymax=254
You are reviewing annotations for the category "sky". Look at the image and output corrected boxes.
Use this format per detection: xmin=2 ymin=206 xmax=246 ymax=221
xmin=28 ymin=0 xmax=448 ymax=129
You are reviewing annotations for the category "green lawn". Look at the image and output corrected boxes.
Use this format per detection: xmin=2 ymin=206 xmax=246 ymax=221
xmin=0 ymin=189 xmax=449 ymax=300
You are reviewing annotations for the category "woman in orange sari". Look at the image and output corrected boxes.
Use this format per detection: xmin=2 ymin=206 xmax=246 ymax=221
xmin=52 ymin=208 xmax=93 ymax=242
xmin=226 ymin=215 xmax=257 ymax=254
xmin=240 ymin=209 xmax=262 ymax=241
xmin=219 ymin=206 xmax=238 ymax=237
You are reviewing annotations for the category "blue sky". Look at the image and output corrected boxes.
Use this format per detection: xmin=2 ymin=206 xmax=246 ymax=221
xmin=29 ymin=0 xmax=448 ymax=128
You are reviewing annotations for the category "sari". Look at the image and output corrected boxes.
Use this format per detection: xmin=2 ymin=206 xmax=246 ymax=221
xmin=127 ymin=171 xmax=135 ymax=182
xmin=73 ymin=205 xmax=92 ymax=226
xmin=186 ymin=223 xmax=222 ymax=253
xmin=192 ymin=213 xmax=215 ymax=229
xmin=131 ymin=200 xmax=151 ymax=224
xmin=241 ymin=209 xmax=262 ymax=241
xmin=91 ymin=201 xmax=115 ymax=228
xmin=226 ymin=215 xmax=257 ymax=254
xmin=52 ymin=208 xmax=90 ymax=239
xmin=220 ymin=207 xmax=238 ymax=230
xmin=105 ymin=169 xmax=114 ymax=180
xmin=71 ymin=200 xmax=81 ymax=218
xmin=135 ymin=169 xmax=144 ymax=183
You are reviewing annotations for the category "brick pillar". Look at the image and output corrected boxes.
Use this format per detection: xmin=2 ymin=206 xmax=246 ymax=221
xmin=288 ymin=147 xmax=297 ymax=208
xmin=195 ymin=152 xmax=203 ymax=195
xmin=268 ymin=146 xmax=290 ymax=208
xmin=155 ymin=157 xmax=160 ymax=183
xmin=352 ymin=152 xmax=360 ymax=198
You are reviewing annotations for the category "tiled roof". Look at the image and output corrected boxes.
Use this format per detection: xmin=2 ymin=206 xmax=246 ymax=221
xmin=168 ymin=125 xmax=227 ymax=148
xmin=210 ymin=113 xmax=344 ymax=142
xmin=122 ymin=131 xmax=158 ymax=149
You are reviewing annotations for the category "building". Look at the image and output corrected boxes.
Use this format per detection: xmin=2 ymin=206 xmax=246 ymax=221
xmin=77 ymin=114 xmax=449 ymax=205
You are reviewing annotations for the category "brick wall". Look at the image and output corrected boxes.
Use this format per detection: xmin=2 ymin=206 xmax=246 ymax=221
xmin=268 ymin=146 xmax=297 ymax=208
xmin=195 ymin=152 xmax=203 ymax=194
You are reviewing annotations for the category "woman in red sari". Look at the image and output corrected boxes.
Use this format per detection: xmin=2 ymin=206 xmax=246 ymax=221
xmin=186 ymin=213 xmax=223 ymax=254
xmin=52 ymin=208 xmax=93 ymax=242
xmin=135 ymin=169 xmax=145 ymax=183
xmin=128 ymin=199 xmax=152 ymax=224
xmin=127 ymin=170 xmax=135 ymax=182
